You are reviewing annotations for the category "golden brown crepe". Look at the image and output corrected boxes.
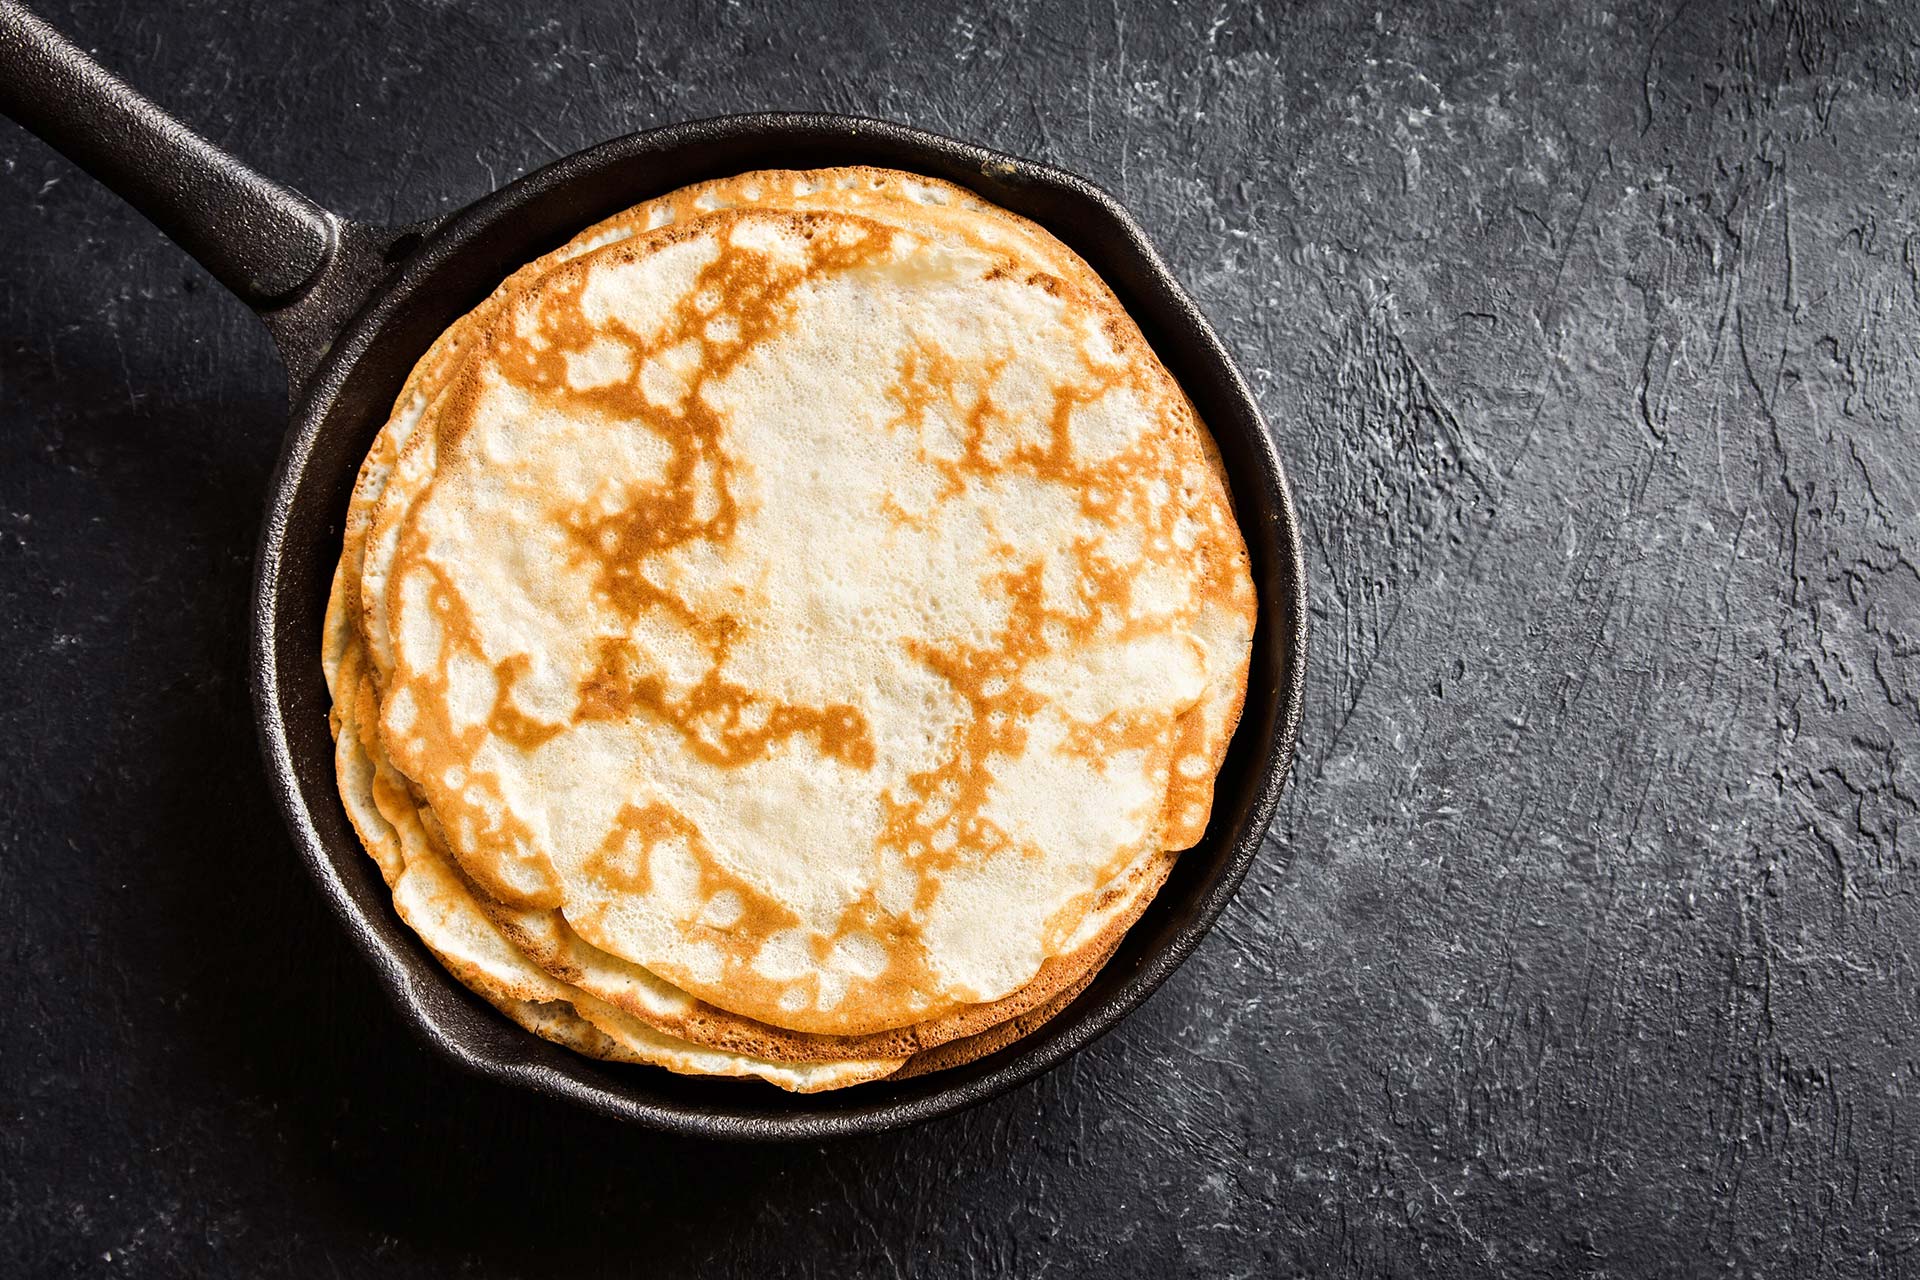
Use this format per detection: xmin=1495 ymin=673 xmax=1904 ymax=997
xmin=323 ymin=168 xmax=1255 ymax=1090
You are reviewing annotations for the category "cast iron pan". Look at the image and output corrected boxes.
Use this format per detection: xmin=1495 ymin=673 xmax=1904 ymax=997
xmin=0 ymin=1 xmax=1308 ymax=1139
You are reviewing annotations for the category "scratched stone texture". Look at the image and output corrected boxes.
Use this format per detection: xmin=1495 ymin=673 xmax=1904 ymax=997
xmin=2 ymin=0 xmax=1917 ymax=1274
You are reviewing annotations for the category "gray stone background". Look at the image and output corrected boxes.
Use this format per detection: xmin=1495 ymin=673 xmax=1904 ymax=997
xmin=2 ymin=0 xmax=1916 ymax=1274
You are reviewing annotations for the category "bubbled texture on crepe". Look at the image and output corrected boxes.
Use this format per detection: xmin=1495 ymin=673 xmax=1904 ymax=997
xmin=323 ymin=167 xmax=1256 ymax=1083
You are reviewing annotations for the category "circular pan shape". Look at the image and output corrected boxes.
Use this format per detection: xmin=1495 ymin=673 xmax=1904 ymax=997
xmin=253 ymin=114 xmax=1308 ymax=1140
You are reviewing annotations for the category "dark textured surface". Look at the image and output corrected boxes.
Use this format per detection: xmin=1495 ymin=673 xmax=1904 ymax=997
xmin=2 ymin=0 xmax=1916 ymax=1273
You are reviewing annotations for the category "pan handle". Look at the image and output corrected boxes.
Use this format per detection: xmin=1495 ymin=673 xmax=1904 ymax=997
xmin=0 ymin=1 xmax=397 ymax=390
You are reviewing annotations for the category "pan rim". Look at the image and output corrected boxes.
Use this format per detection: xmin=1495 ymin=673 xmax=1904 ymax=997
xmin=251 ymin=111 xmax=1308 ymax=1141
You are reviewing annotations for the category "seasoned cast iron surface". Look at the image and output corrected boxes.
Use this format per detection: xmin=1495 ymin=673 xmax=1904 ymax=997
xmin=2 ymin=0 xmax=1917 ymax=1273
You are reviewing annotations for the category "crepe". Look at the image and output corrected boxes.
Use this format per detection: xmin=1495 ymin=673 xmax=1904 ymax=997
xmin=324 ymin=168 xmax=1255 ymax=1090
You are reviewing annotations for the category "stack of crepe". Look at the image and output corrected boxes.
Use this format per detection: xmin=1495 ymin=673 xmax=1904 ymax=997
xmin=322 ymin=167 xmax=1256 ymax=1091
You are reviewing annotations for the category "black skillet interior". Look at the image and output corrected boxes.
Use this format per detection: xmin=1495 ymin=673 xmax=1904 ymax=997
xmin=258 ymin=114 xmax=1308 ymax=1140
